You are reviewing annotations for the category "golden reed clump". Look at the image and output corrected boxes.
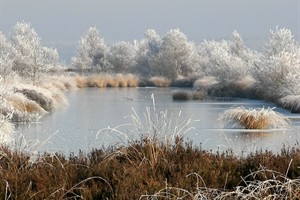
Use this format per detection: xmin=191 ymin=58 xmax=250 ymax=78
xmin=76 ymin=73 xmax=139 ymax=88
xmin=219 ymin=107 xmax=290 ymax=129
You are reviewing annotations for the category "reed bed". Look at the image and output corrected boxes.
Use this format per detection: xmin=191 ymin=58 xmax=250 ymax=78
xmin=219 ymin=107 xmax=290 ymax=129
xmin=148 ymin=76 xmax=171 ymax=87
xmin=77 ymin=73 xmax=139 ymax=88
xmin=75 ymin=75 xmax=87 ymax=88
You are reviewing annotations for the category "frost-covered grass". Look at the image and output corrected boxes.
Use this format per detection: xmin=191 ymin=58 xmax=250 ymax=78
xmin=0 ymin=115 xmax=14 ymax=143
xmin=75 ymin=73 xmax=139 ymax=88
xmin=0 ymin=76 xmax=71 ymax=143
xmin=15 ymin=83 xmax=68 ymax=111
xmin=148 ymin=76 xmax=171 ymax=87
xmin=142 ymin=168 xmax=300 ymax=199
xmin=5 ymin=92 xmax=46 ymax=122
xmin=279 ymin=95 xmax=300 ymax=113
xmin=1 ymin=137 xmax=300 ymax=199
xmin=219 ymin=107 xmax=290 ymax=129
xmin=193 ymin=75 xmax=257 ymax=98
xmin=43 ymin=75 xmax=78 ymax=91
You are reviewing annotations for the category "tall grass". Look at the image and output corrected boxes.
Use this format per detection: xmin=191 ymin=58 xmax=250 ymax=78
xmin=77 ymin=73 xmax=139 ymax=88
xmin=219 ymin=107 xmax=290 ymax=129
xmin=97 ymin=94 xmax=194 ymax=169
xmin=4 ymin=93 xmax=46 ymax=122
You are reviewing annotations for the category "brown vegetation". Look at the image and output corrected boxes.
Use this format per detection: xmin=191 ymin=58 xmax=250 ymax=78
xmin=219 ymin=107 xmax=290 ymax=129
xmin=172 ymin=89 xmax=206 ymax=101
xmin=1 ymin=140 xmax=300 ymax=199
xmin=78 ymin=73 xmax=139 ymax=88
xmin=149 ymin=76 xmax=171 ymax=87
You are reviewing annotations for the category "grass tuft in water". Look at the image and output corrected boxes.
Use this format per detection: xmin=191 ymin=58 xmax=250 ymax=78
xmin=219 ymin=106 xmax=290 ymax=129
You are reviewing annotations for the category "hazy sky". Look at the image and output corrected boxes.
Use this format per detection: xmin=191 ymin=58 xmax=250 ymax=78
xmin=1 ymin=0 xmax=299 ymax=61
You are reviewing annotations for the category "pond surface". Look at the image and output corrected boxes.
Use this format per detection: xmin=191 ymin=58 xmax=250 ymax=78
xmin=16 ymin=87 xmax=300 ymax=155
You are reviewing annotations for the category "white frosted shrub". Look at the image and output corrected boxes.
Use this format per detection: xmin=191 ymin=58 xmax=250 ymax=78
xmin=199 ymin=31 xmax=260 ymax=86
xmin=193 ymin=76 xmax=219 ymax=91
xmin=108 ymin=41 xmax=137 ymax=73
xmin=135 ymin=29 xmax=162 ymax=77
xmin=71 ymin=26 xmax=110 ymax=72
xmin=148 ymin=29 xmax=201 ymax=79
xmin=253 ymin=28 xmax=300 ymax=100
xmin=10 ymin=21 xmax=59 ymax=84
xmin=0 ymin=32 xmax=16 ymax=83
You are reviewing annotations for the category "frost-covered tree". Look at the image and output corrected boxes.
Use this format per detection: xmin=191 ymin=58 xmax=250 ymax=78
xmin=199 ymin=31 xmax=259 ymax=84
xmin=10 ymin=21 xmax=58 ymax=84
xmin=135 ymin=29 xmax=162 ymax=77
xmin=154 ymin=29 xmax=200 ymax=79
xmin=266 ymin=27 xmax=297 ymax=56
xmin=0 ymin=32 xmax=16 ymax=82
xmin=108 ymin=41 xmax=137 ymax=73
xmin=253 ymin=28 xmax=300 ymax=99
xmin=42 ymin=46 xmax=59 ymax=68
xmin=71 ymin=27 xmax=110 ymax=72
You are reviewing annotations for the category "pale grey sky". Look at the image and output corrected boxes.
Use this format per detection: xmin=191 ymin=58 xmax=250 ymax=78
xmin=1 ymin=0 xmax=299 ymax=62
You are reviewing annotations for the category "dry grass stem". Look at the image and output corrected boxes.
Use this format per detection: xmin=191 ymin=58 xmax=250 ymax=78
xmin=219 ymin=107 xmax=290 ymax=129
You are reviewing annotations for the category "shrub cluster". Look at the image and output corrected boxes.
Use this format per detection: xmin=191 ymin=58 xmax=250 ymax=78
xmin=1 ymin=139 xmax=300 ymax=199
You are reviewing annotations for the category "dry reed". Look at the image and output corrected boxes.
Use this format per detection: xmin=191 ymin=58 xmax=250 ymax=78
xmin=149 ymin=76 xmax=171 ymax=87
xmin=0 ymin=92 xmax=46 ymax=122
xmin=219 ymin=107 xmax=290 ymax=129
xmin=15 ymin=84 xmax=68 ymax=111
xmin=43 ymin=76 xmax=78 ymax=91
xmin=84 ymin=73 xmax=139 ymax=88
xmin=75 ymin=75 xmax=87 ymax=88
xmin=141 ymin=168 xmax=300 ymax=199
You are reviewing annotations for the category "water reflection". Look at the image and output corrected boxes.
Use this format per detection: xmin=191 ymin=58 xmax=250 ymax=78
xmin=15 ymin=87 xmax=300 ymax=155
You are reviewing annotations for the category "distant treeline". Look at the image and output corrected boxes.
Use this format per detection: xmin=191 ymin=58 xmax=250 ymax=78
xmin=1 ymin=22 xmax=300 ymax=110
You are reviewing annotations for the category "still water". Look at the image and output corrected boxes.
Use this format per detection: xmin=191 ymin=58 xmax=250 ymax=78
xmin=16 ymin=87 xmax=300 ymax=155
